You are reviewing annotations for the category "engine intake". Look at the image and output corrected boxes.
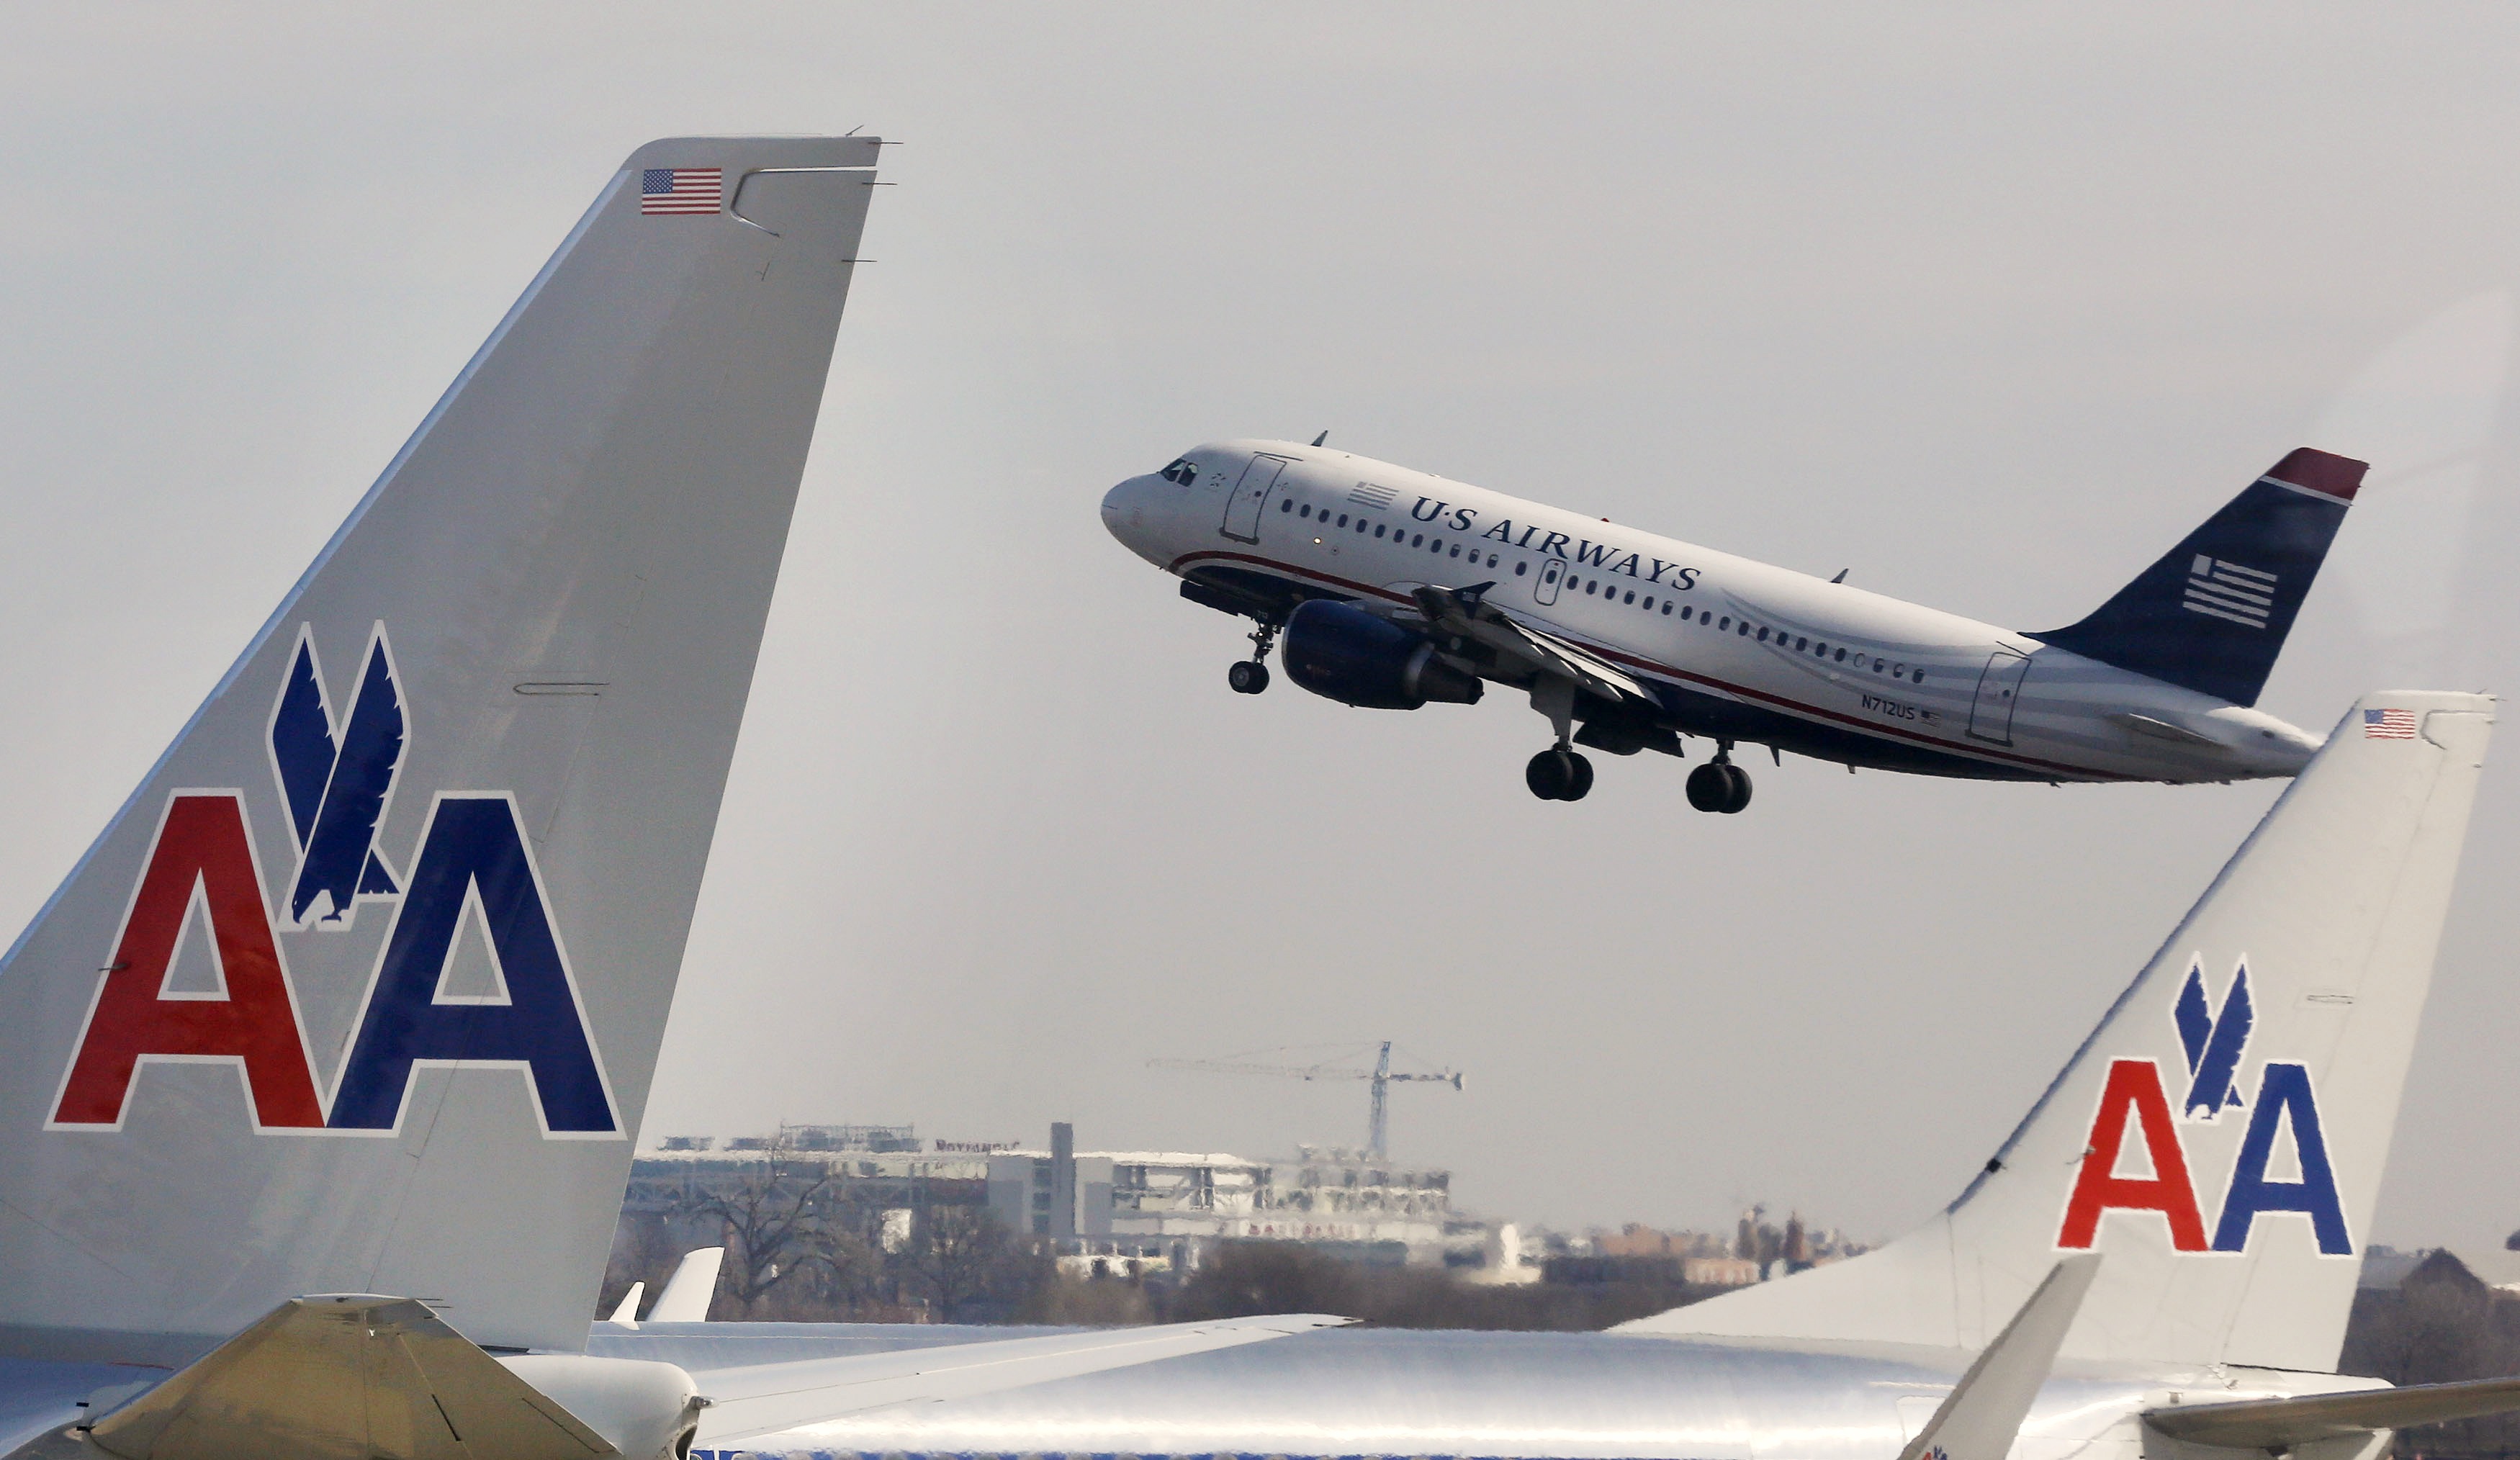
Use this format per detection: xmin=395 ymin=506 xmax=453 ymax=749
xmin=1280 ymin=600 xmax=1484 ymax=710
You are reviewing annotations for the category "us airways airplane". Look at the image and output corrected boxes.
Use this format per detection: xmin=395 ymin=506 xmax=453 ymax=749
xmin=0 ymin=136 xmax=1350 ymax=1460
xmin=602 ymin=696 xmax=2503 ymax=1460
xmin=1102 ymin=441 xmax=2361 ymax=806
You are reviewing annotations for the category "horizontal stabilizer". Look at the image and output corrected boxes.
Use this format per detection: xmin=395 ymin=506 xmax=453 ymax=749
xmin=696 ymin=1314 xmax=1353 ymax=1443
xmin=2038 ymin=448 xmax=2365 ymax=706
xmin=1896 ymin=1256 xmax=2101 ymax=1460
xmin=6 ymin=1295 xmax=644 ymax=1460
xmin=2146 ymin=1374 xmax=2520 ymax=1448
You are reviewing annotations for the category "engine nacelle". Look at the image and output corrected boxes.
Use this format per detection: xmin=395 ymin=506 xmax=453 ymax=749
xmin=1280 ymin=599 xmax=1484 ymax=710
xmin=500 ymin=1355 xmax=705 ymax=1460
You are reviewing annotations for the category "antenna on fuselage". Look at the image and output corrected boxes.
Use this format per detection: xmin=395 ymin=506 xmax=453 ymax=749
xmin=1311 ymin=430 xmax=1328 ymax=446
xmin=1830 ymin=568 xmax=1849 ymax=584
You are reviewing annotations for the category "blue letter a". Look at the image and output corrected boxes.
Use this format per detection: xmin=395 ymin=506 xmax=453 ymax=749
xmin=328 ymin=796 xmax=616 ymax=1133
xmin=2210 ymin=1062 xmax=2349 ymax=1255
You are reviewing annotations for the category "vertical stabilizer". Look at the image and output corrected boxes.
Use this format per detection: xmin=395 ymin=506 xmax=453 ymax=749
xmin=2037 ymin=449 xmax=2364 ymax=706
xmin=0 ymin=137 xmax=879 ymax=1356
xmin=1619 ymin=692 xmax=2492 ymax=1371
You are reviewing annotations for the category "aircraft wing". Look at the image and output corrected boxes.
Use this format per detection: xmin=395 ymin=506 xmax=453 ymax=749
xmin=693 ymin=1314 xmax=1353 ymax=1443
xmin=1408 ymin=583 xmax=1656 ymax=704
xmin=2145 ymin=1375 xmax=2520 ymax=1449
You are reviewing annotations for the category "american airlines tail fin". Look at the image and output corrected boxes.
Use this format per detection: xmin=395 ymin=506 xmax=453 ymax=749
xmin=1620 ymin=691 xmax=2491 ymax=1371
xmin=2036 ymin=449 xmax=2364 ymax=707
xmin=0 ymin=137 xmax=878 ymax=1357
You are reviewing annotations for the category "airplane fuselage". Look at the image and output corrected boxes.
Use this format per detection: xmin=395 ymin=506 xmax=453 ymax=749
xmin=611 ymin=1324 xmax=2382 ymax=1460
xmin=1103 ymin=441 xmax=2321 ymax=786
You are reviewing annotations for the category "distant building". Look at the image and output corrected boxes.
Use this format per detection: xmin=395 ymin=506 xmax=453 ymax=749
xmin=624 ymin=1123 xmax=996 ymax=1233
xmin=986 ymin=1139 xmax=1452 ymax=1264
xmin=634 ymin=1125 xmax=1457 ymax=1267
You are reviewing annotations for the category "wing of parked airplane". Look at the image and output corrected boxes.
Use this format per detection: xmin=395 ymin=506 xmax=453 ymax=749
xmin=2146 ymin=1374 xmax=2520 ymax=1449
xmin=691 ymin=1315 xmax=1354 ymax=1446
xmin=1894 ymin=1256 xmax=2100 ymax=1460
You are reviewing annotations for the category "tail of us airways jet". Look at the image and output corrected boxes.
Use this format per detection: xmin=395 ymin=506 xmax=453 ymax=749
xmin=1621 ymin=690 xmax=2491 ymax=1372
xmin=2037 ymin=449 xmax=2364 ymax=707
xmin=0 ymin=136 xmax=878 ymax=1358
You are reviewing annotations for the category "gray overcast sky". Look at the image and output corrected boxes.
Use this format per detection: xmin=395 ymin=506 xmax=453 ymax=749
xmin=5 ymin=6 xmax=2520 ymax=1250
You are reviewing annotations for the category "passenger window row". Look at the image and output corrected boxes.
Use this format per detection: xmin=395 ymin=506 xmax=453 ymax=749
xmin=1276 ymin=495 xmax=1925 ymax=683
xmin=1283 ymin=497 xmax=1500 ymax=567
xmin=1668 ymin=603 xmax=1928 ymax=683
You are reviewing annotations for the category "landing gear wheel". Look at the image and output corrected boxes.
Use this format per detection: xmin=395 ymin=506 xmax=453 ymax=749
xmin=1525 ymin=749 xmax=1593 ymax=801
xmin=1228 ymin=659 xmax=1270 ymax=695
xmin=1719 ymin=762 xmax=1752 ymax=814
xmin=1686 ymin=762 xmax=1732 ymax=813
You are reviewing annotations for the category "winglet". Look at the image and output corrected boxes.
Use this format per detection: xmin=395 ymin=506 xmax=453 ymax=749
xmin=1895 ymin=1255 xmax=2102 ymax=1460
xmin=647 ymin=1248 xmax=726 ymax=1324
xmin=606 ymin=1281 xmax=646 ymax=1328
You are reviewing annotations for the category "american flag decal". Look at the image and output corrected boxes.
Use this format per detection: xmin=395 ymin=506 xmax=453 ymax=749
xmin=2364 ymin=708 xmax=2418 ymax=740
xmin=2184 ymin=554 xmax=2277 ymax=629
xmin=641 ymin=167 xmax=722 ymax=216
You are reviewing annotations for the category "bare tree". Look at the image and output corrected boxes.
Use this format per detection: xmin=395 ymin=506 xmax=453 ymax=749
xmin=901 ymin=1204 xmax=1041 ymax=1322
xmin=677 ymin=1149 xmax=843 ymax=1316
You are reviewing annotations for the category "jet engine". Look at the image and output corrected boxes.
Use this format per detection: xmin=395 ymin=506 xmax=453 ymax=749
xmin=1279 ymin=599 xmax=1484 ymax=710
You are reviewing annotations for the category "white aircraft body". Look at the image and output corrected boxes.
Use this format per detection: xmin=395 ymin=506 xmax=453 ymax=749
xmin=0 ymin=136 xmax=2510 ymax=1460
xmin=1102 ymin=441 xmax=2362 ymax=806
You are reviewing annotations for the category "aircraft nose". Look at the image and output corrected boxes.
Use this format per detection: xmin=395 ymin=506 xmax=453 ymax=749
xmin=1102 ymin=476 xmax=1152 ymax=545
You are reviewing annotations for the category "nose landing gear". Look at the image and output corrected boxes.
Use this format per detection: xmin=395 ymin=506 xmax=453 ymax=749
xmin=1686 ymin=746 xmax=1753 ymax=814
xmin=1228 ymin=619 xmax=1280 ymax=695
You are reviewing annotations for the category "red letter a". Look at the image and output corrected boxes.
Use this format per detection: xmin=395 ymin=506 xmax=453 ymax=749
xmin=2056 ymin=1058 xmax=2208 ymax=1251
xmin=51 ymin=794 xmax=325 ymax=1129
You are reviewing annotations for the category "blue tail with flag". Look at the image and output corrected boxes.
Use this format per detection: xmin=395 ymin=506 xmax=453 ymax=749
xmin=2035 ymin=448 xmax=2364 ymax=706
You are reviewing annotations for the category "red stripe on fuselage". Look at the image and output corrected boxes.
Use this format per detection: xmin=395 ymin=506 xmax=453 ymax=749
xmin=1168 ymin=549 xmax=2125 ymax=782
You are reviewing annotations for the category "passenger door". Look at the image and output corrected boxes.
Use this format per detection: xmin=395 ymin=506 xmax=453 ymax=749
xmin=1968 ymin=649 xmax=2033 ymax=744
xmin=1534 ymin=556 xmax=1565 ymax=605
xmin=1220 ymin=455 xmax=1290 ymax=543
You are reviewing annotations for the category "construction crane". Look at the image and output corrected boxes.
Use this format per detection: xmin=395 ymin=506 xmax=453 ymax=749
xmin=1148 ymin=1041 xmax=1463 ymax=1161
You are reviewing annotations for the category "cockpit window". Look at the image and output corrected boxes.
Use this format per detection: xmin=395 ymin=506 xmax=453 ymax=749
xmin=1157 ymin=457 xmax=1198 ymax=485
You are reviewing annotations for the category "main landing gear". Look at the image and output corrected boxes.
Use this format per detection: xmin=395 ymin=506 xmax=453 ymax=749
xmin=1526 ymin=747 xmax=1595 ymax=801
xmin=1228 ymin=619 xmax=1279 ymax=695
xmin=1686 ymin=747 xmax=1752 ymax=814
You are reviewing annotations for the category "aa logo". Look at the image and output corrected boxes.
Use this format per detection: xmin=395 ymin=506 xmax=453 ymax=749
xmin=2056 ymin=957 xmax=2349 ymax=1256
xmin=48 ymin=623 xmax=617 ymax=1137
xmin=269 ymin=624 xmax=405 ymax=930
